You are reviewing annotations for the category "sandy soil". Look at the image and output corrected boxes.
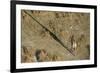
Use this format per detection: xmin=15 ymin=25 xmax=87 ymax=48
xmin=21 ymin=10 xmax=90 ymax=63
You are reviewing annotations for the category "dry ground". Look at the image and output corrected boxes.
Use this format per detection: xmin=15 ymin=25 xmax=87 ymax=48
xmin=21 ymin=10 xmax=90 ymax=63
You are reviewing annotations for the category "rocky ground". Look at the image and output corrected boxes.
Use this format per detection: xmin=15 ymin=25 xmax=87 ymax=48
xmin=21 ymin=10 xmax=90 ymax=63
